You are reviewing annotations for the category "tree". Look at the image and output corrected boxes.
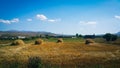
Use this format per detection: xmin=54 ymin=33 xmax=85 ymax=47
xmin=103 ymin=33 xmax=118 ymax=41
xmin=76 ymin=33 xmax=79 ymax=38
xmin=84 ymin=34 xmax=95 ymax=39
xmin=39 ymin=35 xmax=42 ymax=38
xmin=45 ymin=35 xmax=51 ymax=39
xmin=79 ymin=34 xmax=82 ymax=37
xmin=111 ymin=34 xmax=118 ymax=41
xmin=103 ymin=33 xmax=111 ymax=41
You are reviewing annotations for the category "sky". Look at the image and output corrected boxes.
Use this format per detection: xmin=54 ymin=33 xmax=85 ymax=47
xmin=0 ymin=0 xmax=120 ymax=35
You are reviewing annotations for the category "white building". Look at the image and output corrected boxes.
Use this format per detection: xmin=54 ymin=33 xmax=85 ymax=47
xmin=17 ymin=36 xmax=26 ymax=39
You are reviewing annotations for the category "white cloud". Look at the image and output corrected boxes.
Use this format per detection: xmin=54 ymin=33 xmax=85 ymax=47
xmin=86 ymin=21 xmax=97 ymax=25
xmin=48 ymin=19 xmax=61 ymax=22
xmin=36 ymin=14 xmax=47 ymax=21
xmin=48 ymin=19 xmax=56 ymax=22
xmin=36 ymin=14 xmax=61 ymax=23
xmin=11 ymin=18 xmax=19 ymax=23
xmin=79 ymin=21 xmax=97 ymax=25
xmin=0 ymin=18 xmax=19 ymax=24
xmin=0 ymin=19 xmax=10 ymax=24
xmin=115 ymin=15 xmax=120 ymax=19
xmin=27 ymin=19 xmax=32 ymax=21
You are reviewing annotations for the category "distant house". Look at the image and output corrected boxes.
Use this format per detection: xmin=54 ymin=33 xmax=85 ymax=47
xmin=17 ymin=36 xmax=26 ymax=39
xmin=72 ymin=37 xmax=76 ymax=38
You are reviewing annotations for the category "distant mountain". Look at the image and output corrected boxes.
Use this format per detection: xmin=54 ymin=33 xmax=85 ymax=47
xmin=1 ymin=30 xmax=120 ymax=37
xmin=116 ymin=32 xmax=120 ymax=36
xmin=0 ymin=30 xmax=58 ymax=37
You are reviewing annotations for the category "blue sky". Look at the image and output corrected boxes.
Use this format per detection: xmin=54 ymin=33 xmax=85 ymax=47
xmin=0 ymin=0 xmax=120 ymax=35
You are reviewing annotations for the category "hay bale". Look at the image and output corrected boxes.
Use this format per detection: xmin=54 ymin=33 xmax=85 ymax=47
xmin=57 ymin=38 xmax=63 ymax=43
xmin=11 ymin=39 xmax=25 ymax=45
xmin=85 ymin=39 xmax=94 ymax=45
xmin=35 ymin=39 xmax=43 ymax=45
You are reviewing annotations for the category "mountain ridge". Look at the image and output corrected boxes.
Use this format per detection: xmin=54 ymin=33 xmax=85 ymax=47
xmin=0 ymin=30 xmax=120 ymax=37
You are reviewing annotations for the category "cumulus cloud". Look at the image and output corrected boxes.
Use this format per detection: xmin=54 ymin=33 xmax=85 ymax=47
xmin=36 ymin=14 xmax=61 ymax=23
xmin=48 ymin=19 xmax=56 ymax=22
xmin=0 ymin=18 xmax=19 ymax=24
xmin=36 ymin=14 xmax=47 ymax=21
xmin=11 ymin=18 xmax=19 ymax=23
xmin=79 ymin=21 xmax=97 ymax=25
xmin=85 ymin=21 xmax=97 ymax=25
xmin=27 ymin=19 xmax=32 ymax=21
xmin=48 ymin=19 xmax=61 ymax=22
xmin=115 ymin=15 xmax=120 ymax=19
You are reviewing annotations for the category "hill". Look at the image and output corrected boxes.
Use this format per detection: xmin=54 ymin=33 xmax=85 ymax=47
xmin=0 ymin=30 xmax=57 ymax=37
xmin=116 ymin=32 xmax=120 ymax=36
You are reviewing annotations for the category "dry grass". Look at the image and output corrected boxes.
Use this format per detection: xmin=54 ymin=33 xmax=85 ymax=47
xmin=85 ymin=39 xmax=95 ymax=45
xmin=0 ymin=41 xmax=120 ymax=68
xmin=57 ymin=38 xmax=63 ymax=43
xmin=34 ymin=39 xmax=43 ymax=45
xmin=11 ymin=39 xmax=25 ymax=46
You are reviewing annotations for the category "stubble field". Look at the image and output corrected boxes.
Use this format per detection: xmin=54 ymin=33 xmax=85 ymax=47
xmin=0 ymin=38 xmax=120 ymax=68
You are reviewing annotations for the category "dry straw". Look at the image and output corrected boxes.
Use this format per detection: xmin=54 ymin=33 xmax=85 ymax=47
xmin=35 ymin=39 xmax=43 ymax=45
xmin=11 ymin=39 xmax=25 ymax=45
xmin=57 ymin=38 xmax=63 ymax=43
xmin=85 ymin=39 xmax=94 ymax=45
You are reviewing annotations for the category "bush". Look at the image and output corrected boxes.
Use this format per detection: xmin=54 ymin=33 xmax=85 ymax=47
xmin=11 ymin=39 xmax=25 ymax=45
xmin=35 ymin=39 xmax=43 ymax=45
xmin=57 ymin=38 xmax=63 ymax=43
xmin=103 ymin=33 xmax=118 ymax=42
xmin=27 ymin=56 xmax=42 ymax=68
xmin=85 ymin=39 xmax=94 ymax=45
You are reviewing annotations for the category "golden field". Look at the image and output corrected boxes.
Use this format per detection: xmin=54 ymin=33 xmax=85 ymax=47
xmin=0 ymin=38 xmax=120 ymax=68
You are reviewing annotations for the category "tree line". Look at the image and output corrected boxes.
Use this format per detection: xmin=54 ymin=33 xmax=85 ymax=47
xmin=76 ymin=33 xmax=118 ymax=42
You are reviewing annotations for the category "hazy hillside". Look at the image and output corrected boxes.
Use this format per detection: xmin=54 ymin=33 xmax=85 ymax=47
xmin=0 ymin=30 xmax=120 ymax=38
xmin=116 ymin=32 xmax=120 ymax=36
xmin=0 ymin=30 xmax=57 ymax=37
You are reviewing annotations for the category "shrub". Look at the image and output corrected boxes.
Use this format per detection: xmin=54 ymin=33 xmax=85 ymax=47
xmin=35 ymin=39 xmax=43 ymax=45
xmin=27 ymin=56 xmax=42 ymax=68
xmin=85 ymin=39 xmax=94 ymax=45
xmin=103 ymin=33 xmax=118 ymax=42
xmin=11 ymin=39 xmax=25 ymax=45
xmin=57 ymin=38 xmax=63 ymax=43
xmin=111 ymin=34 xmax=118 ymax=41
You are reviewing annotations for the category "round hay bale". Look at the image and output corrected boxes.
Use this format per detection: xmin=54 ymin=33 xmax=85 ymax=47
xmin=35 ymin=39 xmax=43 ymax=45
xmin=57 ymin=38 xmax=63 ymax=43
xmin=85 ymin=39 xmax=94 ymax=45
xmin=11 ymin=39 xmax=25 ymax=45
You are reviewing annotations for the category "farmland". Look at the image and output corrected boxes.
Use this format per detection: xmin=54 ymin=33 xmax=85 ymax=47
xmin=1 ymin=0 xmax=120 ymax=68
xmin=0 ymin=38 xmax=120 ymax=68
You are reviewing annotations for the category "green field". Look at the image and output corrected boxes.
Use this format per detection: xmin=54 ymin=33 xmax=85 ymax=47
xmin=0 ymin=38 xmax=120 ymax=68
